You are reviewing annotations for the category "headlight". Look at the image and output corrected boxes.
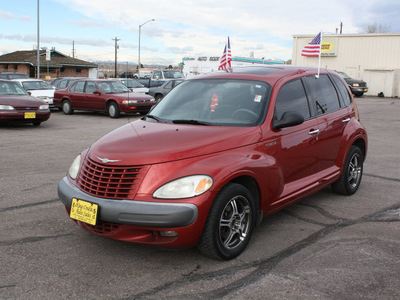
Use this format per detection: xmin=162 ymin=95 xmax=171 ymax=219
xmin=39 ymin=104 xmax=49 ymax=110
xmin=153 ymin=175 xmax=213 ymax=199
xmin=68 ymin=155 xmax=81 ymax=180
xmin=122 ymin=100 xmax=138 ymax=104
xmin=0 ymin=105 xmax=14 ymax=110
xmin=352 ymin=83 xmax=359 ymax=87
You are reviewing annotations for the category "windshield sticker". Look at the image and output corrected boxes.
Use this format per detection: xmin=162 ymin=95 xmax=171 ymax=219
xmin=254 ymin=95 xmax=262 ymax=103
xmin=210 ymin=94 xmax=219 ymax=112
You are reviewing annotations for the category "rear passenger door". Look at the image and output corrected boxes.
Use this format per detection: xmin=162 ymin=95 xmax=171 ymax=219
xmin=303 ymin=74 xmax=351 ymax=180
xmin=68 ymin=81 xmax=86 ymax=109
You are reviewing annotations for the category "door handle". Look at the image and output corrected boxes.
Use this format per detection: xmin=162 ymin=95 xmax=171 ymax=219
xmin=309 ymin=129 xmax=320 ymax=135
xmin=342 ymin=118 xmax=351 ymax=123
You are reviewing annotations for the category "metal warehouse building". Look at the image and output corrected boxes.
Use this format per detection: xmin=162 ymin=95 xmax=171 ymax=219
xmin=292 ymin=33 xmax=400 ymax=97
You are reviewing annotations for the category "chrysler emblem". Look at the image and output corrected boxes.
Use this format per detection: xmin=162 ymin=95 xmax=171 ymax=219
xmin=96 ymin=156 xmax=121 ymax=164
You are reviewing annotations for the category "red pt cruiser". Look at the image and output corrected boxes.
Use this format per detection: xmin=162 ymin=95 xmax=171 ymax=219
xmin=58 ymin=66 xmax=367 ymax=260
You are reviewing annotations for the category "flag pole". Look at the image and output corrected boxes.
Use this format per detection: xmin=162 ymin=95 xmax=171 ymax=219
xmin=316 ymin=32 xmax=322 ymax=78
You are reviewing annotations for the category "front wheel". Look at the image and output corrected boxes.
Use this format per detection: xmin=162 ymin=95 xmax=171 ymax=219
xmin=332 ymin=146 xmax=364 ymax=195
xmin=107 ymin=102 xmax=120 ymax=118
xmin=62 ymin=100 xmax=73 ymax=115
xmin=198 ymin=183 xmax=256 ymax=260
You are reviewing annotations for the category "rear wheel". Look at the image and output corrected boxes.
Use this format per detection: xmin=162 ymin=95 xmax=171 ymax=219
xmin=332 ymin=146 xmax=363 ymax=195
xmin=62 ymin=100 xmax=73 ymax=115
xmin=155 ymin=94 xmax=163 ymax=102
xmin=107 ymin=102 xmax=120 ymax=118
xmin=198 ymin=183 xmax=256 ymax=260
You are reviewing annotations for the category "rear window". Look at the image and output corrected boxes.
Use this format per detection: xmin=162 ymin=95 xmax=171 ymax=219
xmin=149 ymin=79 xmax=271 ymax=127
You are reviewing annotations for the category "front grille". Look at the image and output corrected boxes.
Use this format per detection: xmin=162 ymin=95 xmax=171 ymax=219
xmin=15 ymin=107 xmax=38 ymax=111
xmin=77 ymin=157 xmax=148 ymax=199
xmin=85 ymin=221 xmax=120 ymax=235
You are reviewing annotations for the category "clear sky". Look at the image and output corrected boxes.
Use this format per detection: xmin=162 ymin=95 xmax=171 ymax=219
xmin=1 ymin=0 xmax=399 ymax=66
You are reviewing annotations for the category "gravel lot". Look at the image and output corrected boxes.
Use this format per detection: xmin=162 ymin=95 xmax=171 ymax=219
xmin=1 ymin=96 xmax=399 ymax=299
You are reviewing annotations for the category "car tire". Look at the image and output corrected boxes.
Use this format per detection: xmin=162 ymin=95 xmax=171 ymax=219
xmin=155 ymin=94 xmax=163 ymax=102
xmin=62 ymin=100 xmax=73 ymax=115
xmin=354 ymin=92 xmax=364 ymax=97
xmin=107 ymin=102 xmax=120 ymax=118
xmin=332 ymin=146 xmax=364 ymax=195
xmin=198 ymin=183 xmax=256 ymax=260
xmin=32 ymin=120 xmax=41 ymax=126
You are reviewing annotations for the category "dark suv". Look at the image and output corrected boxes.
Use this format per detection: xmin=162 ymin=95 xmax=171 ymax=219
xmin=336 ymin=71 xmax=368 ymax=97
xmin=58 ymin=66 xmax=367 ymax=259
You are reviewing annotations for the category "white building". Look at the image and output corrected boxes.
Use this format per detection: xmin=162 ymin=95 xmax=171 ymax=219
xmin=182 ymin=56 xmax=284 ymax=78
xmin=292 ymin=33 xmax=400 ymax=97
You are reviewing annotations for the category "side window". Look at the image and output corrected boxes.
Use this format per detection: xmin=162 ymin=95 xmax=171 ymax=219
xmin=85 ymin=81 xmax=97 ymax=94
xmin=164 ymin=81 xmax=173 ymax=89
xmin=304 ymin=75 xmax=340 ymax=115
xmin=274 ymin=79 xmax=311 ymax=121
xmin=331 ymin=75 xmax=352 ymax=106
xmin=70 ymin=81 xmax=85 ymax=93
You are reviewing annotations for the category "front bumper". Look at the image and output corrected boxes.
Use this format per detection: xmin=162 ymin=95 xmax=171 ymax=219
xmin=57 ymin=176 xmax=198 ymax=228
xmin=350 ymin=86 xmax=368 ymax=93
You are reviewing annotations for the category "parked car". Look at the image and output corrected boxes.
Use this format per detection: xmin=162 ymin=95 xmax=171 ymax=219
xmin=0 ymin=80 xmax=50 ymax=126
xmin=13 ymin=79 xmax=55 ymax=108
xmin=119 ymin=71 xmax=134 ymax=78
xmin=139 ymin=69 xmax=185 ymax=88
xmin=0 ymin=73 xmax=29 ymax=80
xmin=58 ymin=66 xmax=367 ymax=260
xmin=148 ymin=79 xmax=184 ymax=101
xmin=336 ymin=71 xmax=368 ymax=97
xmin=50 ymin=77 xmax=83 ymax=90
xmin=114 ymin=78 xmax=149 ymax=94
xmin=53 ymin=79 xmax=156 ymax=118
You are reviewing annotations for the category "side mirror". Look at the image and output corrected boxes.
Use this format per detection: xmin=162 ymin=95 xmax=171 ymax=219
xmin=93 ymin=90 xmax=101 ymax=95
xmin=273 ymin=111 xmax=304 ymax=130
xmin=27 ymin=91 xmax=32 ymax=96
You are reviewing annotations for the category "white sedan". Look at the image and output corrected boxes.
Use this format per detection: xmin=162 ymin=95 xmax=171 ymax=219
xmin=13 ymin=79 xmax=55 ymax=108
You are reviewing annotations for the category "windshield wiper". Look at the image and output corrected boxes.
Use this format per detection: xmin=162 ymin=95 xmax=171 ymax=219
xmin=146 ymin=114 xmax=161 ymax=122
xmin=172 ymin=119 xmax=212 ymax=126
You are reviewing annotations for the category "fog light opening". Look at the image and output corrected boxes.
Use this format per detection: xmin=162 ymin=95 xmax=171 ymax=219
xmin=160 ymin=231 xmax=178 ymax=237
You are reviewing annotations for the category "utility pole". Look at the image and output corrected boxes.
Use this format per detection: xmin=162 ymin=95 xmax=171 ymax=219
xmin=113 ymin=37 xmax=120 ymax=78
xmin=340 ymin=21 xmax=343 ymax=34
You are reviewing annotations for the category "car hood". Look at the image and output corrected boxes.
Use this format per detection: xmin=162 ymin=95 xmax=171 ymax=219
xmin=0 ymin=95 xmax=45 ymax=107
xmin=112 ymin=92 xmax=154 ymax=100
xmin=28 ymin=89 xmax=55 ymax=98
xmin=87 ymin=120 xmax=262 ymax=165
xmin=344 ymin=78 xmax=366 ymax=85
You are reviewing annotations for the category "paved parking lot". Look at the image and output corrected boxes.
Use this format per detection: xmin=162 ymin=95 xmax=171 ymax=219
xmin=1 ymin=97 xmax=399 ymax=299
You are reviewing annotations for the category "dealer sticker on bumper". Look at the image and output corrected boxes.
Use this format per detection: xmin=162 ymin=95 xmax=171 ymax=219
xmin=70 ymin=198 xmax=98 ymax=226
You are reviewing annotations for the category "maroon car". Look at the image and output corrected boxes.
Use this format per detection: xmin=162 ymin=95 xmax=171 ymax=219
xmin=53 ymin=79 xmax=156 ymax=118
xmin=0 ymin=80 xmax=50 ymax=126
xmin=58 ymin=66 xmax=367 ymax=259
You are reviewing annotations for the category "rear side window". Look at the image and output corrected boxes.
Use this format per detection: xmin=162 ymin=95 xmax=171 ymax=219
xmin=70 ymin=81 xmax=85 ymax=93
xmin=274 ymin=79 xmax=311 ymax=121
xmin=331 ymin=75 xmax=352 ymax=106
xmin=304 ymin=75 xmax=340 ymax=115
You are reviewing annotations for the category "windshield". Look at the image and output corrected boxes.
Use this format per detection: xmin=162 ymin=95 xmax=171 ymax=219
xmin=122 ymin=79 xmax=145 ymax=88
xmin=163 ymin=71 xmax=184 ymax=79
xmin=148 ymin=79 xmax=271 ymax=127
xmin=97 ymin=81 xmax=130 ymax=94
xmin=337 ymin=71 xmax=351 ymax=79
xmin=22 ymin=80 xmax=53 ymax=90
xmin=0 ymin=82 xmax=29 ymax=95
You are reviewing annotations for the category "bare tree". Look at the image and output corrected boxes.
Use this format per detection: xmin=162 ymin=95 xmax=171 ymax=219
xmin=363 ymin=22 xmax=391 ymax=33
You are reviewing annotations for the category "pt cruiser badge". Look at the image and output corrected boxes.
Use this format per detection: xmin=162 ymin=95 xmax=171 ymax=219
xmin=96 ymin=157 xmax=121 ymax=164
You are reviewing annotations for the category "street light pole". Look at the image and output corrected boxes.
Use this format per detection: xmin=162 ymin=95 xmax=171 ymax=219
xmin=138 ymin=19 xmax=155 ymax=78
xmin=37 ymin=0 xmax=40 ymax=79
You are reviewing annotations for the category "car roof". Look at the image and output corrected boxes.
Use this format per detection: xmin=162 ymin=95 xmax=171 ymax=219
xmin=12 ymin=79 xmax=45 ymax=82
xmin=194 ymin=65 xmax=333 ymax=85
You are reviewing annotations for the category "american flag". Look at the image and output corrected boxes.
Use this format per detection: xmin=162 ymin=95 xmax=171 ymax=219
xmin=218 ymin=37 xmax=232 ymax=71
xmin=301 ymin=32 xmax=322 ymax=57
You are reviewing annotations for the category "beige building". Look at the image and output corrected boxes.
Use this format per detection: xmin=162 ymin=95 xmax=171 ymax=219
xmin=292 ymin=33 xmax=400 ymax=97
